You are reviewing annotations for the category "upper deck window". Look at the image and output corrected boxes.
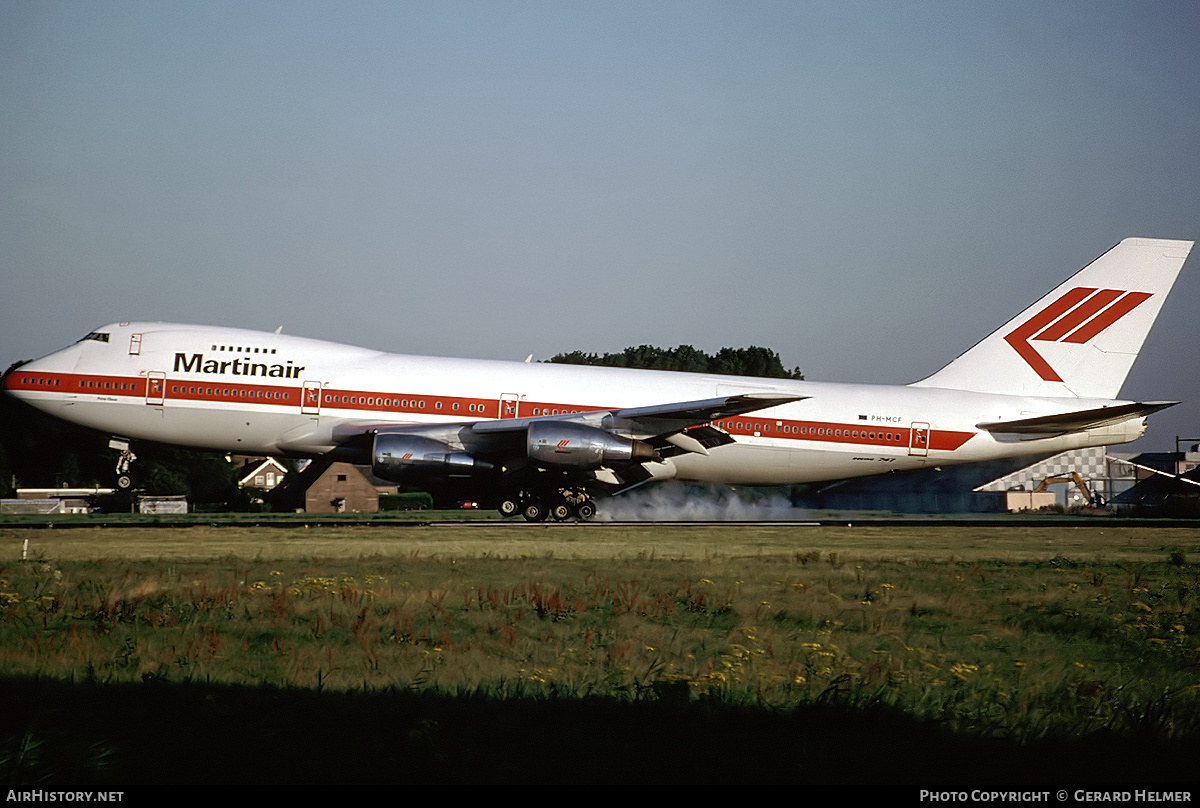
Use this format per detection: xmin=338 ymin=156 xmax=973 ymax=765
xmin=78 ymin=332 xmax=110 ymax=343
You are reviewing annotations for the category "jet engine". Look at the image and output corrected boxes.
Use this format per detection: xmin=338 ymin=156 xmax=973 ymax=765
xmin=526 ymin=421 xmax=656 ymax=469
xmin=373 ymin=434 xmax=492 ymax=480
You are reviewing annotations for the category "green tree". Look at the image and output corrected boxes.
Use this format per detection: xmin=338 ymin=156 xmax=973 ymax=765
xmin=0 ymin=441 xmax=14 ymax=498
xmin=1 ymin=362 xmax=113 ymax=489
xmin=547 ymin=344 xmax=803 ymax=379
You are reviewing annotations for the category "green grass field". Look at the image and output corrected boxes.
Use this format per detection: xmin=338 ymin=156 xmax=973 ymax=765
xmin=1 ymin=522 xmax=1197 ymax=784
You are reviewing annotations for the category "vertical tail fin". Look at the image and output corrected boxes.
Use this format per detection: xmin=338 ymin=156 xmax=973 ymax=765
xmin=911 ymin=237 xmax=1192 ymax=398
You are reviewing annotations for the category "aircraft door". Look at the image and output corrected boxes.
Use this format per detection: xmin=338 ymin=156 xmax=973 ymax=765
xmin=302 ymin=381 xmax=323 ymax=416
xmin=146 ymin=372 xmax=165 ymax=406
xmin=499 ymin=393 xmax=520 ymax=419
xmin=908 ymin=422 xmax=930 ymax=457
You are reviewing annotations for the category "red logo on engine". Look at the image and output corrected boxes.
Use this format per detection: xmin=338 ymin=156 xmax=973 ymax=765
xmin=1004 ymin=287 xmax=1152 ymax=382
xmin=556 ymin=440 xmax=570 ymax=451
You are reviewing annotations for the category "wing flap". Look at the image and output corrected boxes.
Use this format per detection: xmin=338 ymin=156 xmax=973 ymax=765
xmin=658 ymin=425 xmax=737 ymax=457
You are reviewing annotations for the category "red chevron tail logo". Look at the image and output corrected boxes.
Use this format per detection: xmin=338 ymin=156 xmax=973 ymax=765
xmin=1003 ymin=287 xmax=1152 ymax=382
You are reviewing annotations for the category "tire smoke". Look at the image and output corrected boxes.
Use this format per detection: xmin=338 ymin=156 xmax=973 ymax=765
xmin=595 ymin=482 xmax=808 ymax=522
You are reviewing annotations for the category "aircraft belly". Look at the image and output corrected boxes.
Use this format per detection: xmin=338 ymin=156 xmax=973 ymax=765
xmin=670 ymin=440 xmax=930 ymax=485
xmin=158 ymin=405 xmax=312 ymax=454
xmin=59 ymin=400 xmax=310 ymax=455
xmin=671 ymin=444 xmax=795 ymax=484
xmin=32 ymin=398 xmax=160 ymax=438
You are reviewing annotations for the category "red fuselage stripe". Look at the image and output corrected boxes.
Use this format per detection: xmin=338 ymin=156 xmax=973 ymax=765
xmin=5 ymin=370 xmax=975 ymax=452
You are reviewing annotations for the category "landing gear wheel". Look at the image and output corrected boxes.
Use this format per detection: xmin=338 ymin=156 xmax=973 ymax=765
xmin=550 ymin=502 xmax=572 ymax=521
xmin=498 ymin=498 xmax=520 ymax=518
xmin=522 ymin=500 xmax=549 ymax=522
xmin=574 ymin=501 xmax=597 ymax=520
xmin=111 ymin=441 xmax=136 ymax=491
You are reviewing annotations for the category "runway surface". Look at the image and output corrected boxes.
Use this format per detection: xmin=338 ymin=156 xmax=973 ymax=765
xmin=4 ymin=515 xmax=1200 ymax=529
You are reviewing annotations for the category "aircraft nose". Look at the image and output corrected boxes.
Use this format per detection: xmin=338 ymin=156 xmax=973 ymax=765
xmin=2 ymin=344 xmax=83 ymax=401
xmin=2 ymin=360 xmax=45 ymax=400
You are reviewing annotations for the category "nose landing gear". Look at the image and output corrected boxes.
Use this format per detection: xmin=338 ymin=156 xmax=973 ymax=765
xmin=109 ymin=438 xmax=136 ymax=490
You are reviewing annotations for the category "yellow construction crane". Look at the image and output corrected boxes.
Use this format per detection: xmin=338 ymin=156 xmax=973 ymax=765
xmin=1034 ymin=473 xmax=1095 ymax=506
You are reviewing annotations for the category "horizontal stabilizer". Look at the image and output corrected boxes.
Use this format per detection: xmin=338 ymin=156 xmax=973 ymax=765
xmin=976 ymin=401 xmax=1178 ymax=434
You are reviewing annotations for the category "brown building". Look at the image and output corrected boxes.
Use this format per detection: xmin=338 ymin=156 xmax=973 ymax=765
xmin=303 ymin=462 xmax=399 ymax=513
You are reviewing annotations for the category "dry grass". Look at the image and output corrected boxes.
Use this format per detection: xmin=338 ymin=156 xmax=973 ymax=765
xmin=1 ymin=522 xmax=1198 ymax=783
xmin=1 ymin=521 xmax=1194 ymax=562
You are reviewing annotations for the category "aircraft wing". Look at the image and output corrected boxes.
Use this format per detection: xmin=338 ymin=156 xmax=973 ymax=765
xmin=975 ymin=401 xmax=1178 ymax=435
xmin=313 ymin=392 xmax=807 ymax=462
xmin=612 ymin=392 xmax=808 ymax=433
xmin=470 ymin=392 xmax=808 ymax=458
xmin=469 ymin=392 xmax=807 ymax=438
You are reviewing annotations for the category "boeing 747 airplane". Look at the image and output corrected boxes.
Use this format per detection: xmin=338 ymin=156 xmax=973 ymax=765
xmin=3 ymin=237 xmax=1192 ymax=519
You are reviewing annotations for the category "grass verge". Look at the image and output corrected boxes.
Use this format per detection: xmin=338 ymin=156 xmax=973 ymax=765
xmin=1 ymin=524 xmax=1197 ymax=783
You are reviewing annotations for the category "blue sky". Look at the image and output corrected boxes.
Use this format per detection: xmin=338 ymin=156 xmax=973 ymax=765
xmin=3 ymin=1 xmax=1198 ymax=449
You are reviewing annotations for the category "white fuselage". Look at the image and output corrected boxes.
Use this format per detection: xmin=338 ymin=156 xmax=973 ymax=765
xmin=4 ymin=321 xmax=1147 ymax=486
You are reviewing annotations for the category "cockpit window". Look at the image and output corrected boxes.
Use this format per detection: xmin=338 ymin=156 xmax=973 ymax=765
xmin=78 ymin=332 xmax=111 ymax=343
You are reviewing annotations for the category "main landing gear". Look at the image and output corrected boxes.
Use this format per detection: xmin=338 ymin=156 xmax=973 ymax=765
xmin=109 ymin=438 xmax=137 ymax=490
xmin=497 ymin=488 xmax=598 ymax=522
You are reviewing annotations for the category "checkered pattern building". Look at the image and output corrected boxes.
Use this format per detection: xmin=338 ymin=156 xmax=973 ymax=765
xmin=974 ymin=447 xmax=1135 ymax=501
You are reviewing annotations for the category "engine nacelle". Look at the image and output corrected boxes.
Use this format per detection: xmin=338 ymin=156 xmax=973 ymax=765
xmin=373 ymin=434 xmax=492 ymax=480
xmin=527 ymin=421 xmax=655 ymax=469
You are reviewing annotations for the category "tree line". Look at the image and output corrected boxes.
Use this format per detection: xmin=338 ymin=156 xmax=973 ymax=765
xmin=547 ymin=344 xmax=803 ymax=379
